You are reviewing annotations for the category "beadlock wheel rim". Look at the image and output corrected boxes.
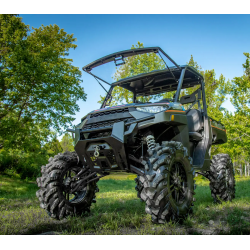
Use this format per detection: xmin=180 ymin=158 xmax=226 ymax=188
xmin=169 ymin=161 xmax=188 ymax=205
xmin=62 ymin=168 xmax=89 ymax=204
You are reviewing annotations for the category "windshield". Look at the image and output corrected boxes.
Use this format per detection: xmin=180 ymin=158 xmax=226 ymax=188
xmin=101 ymin=85 xmax=177 ymax=108
xmin=91 ymin=52 xmax=169 ymax=84
xmin=82 ymin=46 xmax=178 ymax=86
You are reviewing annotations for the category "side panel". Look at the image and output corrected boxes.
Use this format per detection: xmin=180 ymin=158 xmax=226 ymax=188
xmin=192 ymin=115 xmax=211 ymax=170
xmin=192 ymin=81 xmax=213 ymax=171
xmin=210 ymin=118 xmax=227 ymax=144
xmin=167 ymin=114 xmax=190 ymax=156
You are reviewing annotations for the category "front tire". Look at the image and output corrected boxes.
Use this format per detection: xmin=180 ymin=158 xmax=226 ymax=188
xmin=208 ymin=154 xmax=235 ymax=203
xmin=36 ymin=151 xmax=99 ymax=220
xmin=140 ymin=141 xmax=195 ymax=224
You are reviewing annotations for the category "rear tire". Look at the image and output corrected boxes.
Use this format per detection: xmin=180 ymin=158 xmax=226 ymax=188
xmin=208 ymin=154 xmax=235 ymax=203
xmin=140 ymin=141 xmax=195 ymax=224
xmin=36 ymin=151 xmax=99 ymax=220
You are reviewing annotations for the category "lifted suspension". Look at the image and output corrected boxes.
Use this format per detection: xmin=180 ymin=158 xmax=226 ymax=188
xmin=145 ymin=135 xmax=156 ymax=151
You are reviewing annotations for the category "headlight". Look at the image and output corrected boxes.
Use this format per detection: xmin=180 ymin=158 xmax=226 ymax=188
xmin=136 ymin=106 xmax=168 ymax=113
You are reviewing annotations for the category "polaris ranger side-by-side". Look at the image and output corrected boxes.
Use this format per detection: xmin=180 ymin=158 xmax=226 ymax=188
xmin=36 ymin=47 xmax=235 ymax=223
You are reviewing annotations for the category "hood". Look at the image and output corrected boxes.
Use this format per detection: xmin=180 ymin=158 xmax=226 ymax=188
xmin=79 ymin=101 xmax=184 ymax=122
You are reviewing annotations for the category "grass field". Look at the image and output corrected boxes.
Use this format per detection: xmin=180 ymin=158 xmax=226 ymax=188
xmin=1 ymin=173 xmax=250 ymax=235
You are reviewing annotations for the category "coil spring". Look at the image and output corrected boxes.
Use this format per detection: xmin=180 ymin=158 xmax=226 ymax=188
xmin=145 ymin=135 xmax=156 ymax=151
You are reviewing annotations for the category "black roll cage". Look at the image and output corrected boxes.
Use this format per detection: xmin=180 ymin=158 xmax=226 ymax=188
xmin=82 ymin=47 xmax=205 ymax=112
xmin=82 ymin=47 xmax=181 ymax=93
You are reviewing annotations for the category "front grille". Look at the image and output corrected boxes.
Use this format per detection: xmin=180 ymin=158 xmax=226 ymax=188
xmin=83 ymin=117 xmax=135 ymax=130
xmin=107 ymin=154 xmax=116 ymax=165
xmin=89 ymin=131 xmax=112 ymax=139
xmin=90 ymin=108 xmax=129 ymax=118
xmin=80 ymin=130 xmax=112 ymax=140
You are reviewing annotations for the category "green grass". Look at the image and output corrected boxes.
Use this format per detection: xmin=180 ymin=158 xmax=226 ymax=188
xmin=1 ymin=173 xmax=250 ymax=235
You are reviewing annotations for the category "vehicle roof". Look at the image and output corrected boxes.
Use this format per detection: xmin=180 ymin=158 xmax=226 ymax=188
xmin=112 ymin=65 xmax=204 ymax=96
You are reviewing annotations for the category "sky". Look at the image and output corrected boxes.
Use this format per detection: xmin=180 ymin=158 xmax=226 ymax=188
xmin=20 ymin=14 xmax=250 ymax=130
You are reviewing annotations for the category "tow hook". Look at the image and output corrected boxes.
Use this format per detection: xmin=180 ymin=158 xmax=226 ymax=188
xmin=94 ymin=146 xmax=100 ymax=158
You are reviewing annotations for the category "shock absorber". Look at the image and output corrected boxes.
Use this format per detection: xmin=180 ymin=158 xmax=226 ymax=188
xmin=145 ymin=135 xmax=156 ymax=151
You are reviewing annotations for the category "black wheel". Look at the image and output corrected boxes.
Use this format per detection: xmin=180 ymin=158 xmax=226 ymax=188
xmin=139 ymin=141 xmax=195 ymax=224
xmin=208 ymin=154 xmax=235 ymax=203
xmin=36 ymin=151 xmax=99 ymax=220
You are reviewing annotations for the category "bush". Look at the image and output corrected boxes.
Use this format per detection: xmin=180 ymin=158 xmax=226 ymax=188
xmin=0 ymin=150 xmax=14 ymax=173
xmin=0 ymin=149 xmax=49 ymax=180
xmin=0 ymin=136 xmax=65 ymax=180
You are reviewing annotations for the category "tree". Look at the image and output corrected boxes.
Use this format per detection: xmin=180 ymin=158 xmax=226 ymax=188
xmin=0 ymin=14 xmax=86 ymax=151
xmin=43 ymin=136 xmax=63 ymax=158
xmin=183 ymin=55 xmax=232 ymax=156
xmin=229 ymin=52 xmax=250 ymax=114
xmin=98 ymin=42 xmax=165 ymax=105
xmin=60 ymin=133 xmax=74 ymax=152
xmin=184 ymin=55 xmax=230 ymax=121
xmin=222 ymin=52 xmax=250 ymax=174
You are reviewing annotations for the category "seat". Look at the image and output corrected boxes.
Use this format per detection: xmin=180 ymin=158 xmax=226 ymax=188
xmin=180 ymin=90 xmax=204 ymax=141
xmin=187 ymin=109 xmax=203 ymax=141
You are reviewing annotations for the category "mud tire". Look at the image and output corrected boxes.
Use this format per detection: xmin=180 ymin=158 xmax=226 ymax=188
xmin=135 ymin=176 xmax=144 ymax=201
xmin=140 ymin=141 xmax=195 ymax=224
xmin=208 ymin=154 xmax=235 ymax=203
xmin=36 ymin=151 xmax=99 ymax=220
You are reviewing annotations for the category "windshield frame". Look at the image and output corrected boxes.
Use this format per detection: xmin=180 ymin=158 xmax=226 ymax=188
xmin=82 ymin=47 xmax=180 ymax=73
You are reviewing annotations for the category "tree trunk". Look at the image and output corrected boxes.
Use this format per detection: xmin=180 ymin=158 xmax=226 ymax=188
xmin=245 ymin=162 xmax=247 ymax=177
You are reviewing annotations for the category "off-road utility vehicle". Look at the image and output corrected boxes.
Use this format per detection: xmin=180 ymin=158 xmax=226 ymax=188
xmin=36 ymin=47 xmax=235 ymax=223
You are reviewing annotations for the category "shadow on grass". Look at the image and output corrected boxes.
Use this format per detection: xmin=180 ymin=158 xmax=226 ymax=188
xmin=182 ymin=178 xmax=250 ymax=235
xmin=23 ymin=220 xmax=71 ymax=235
xmin=1 ymin=175 xmax=250 ymax=234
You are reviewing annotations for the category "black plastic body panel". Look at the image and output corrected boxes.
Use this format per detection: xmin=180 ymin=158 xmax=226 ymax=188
xmin=209 ymin=118 xmax=227 ymax=144
xmin=74 ymin=108 xmax=193 ymax=174
xmin=74 ymin=103 xmax=227 ymax=174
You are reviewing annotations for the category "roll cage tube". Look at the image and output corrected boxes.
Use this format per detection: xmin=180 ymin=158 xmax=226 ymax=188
xmin=101 ymin=86 xmax=114 ymax=108
xmin=174 ymin=68 xmax=186 ymax=102
xmin=101 ymin=88 xmax=138 ymax=108
xmin=201 ymin=80 xmax=208 ymax=116
xmin=101 ymin=88 xmax=137 ymax=108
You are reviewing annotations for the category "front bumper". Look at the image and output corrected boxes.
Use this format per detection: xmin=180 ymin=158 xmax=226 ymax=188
xmin=74 ymin=115 xmax=154 ymax=173
xmin=73 ymin=108 xmax=187 ymax=174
